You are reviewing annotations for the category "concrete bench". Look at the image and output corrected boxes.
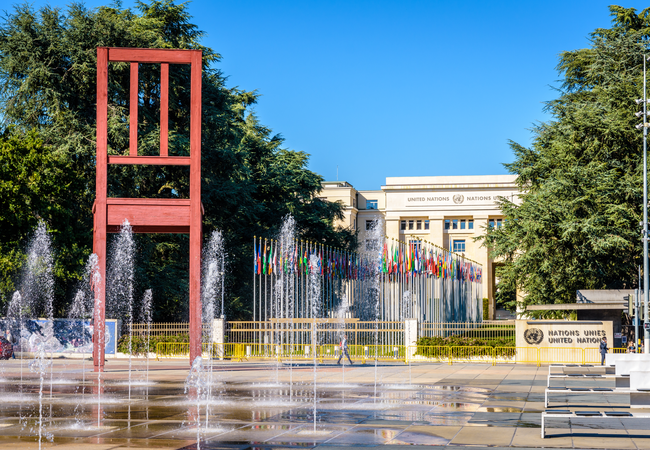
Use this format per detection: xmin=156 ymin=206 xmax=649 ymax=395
xmin=545 ymin=386 xmax=650 ymax=407
xmin=606 ymin=353 xmax=650 ymax=368
xmin=549 ymin=364 xmax=614 ymax=375
xmin=541 ymin=410 xmax=650 ymax=439
xmin=616 ymin=360 xmax=650 ymax=376
xmin=547 ymin=373 xmax=629 ymax=389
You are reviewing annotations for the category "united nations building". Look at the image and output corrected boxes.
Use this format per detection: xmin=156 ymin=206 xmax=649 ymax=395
xmin=320 ymin=175 xmax=519 ymax=319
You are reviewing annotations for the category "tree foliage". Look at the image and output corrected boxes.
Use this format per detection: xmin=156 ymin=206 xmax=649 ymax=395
xmin=481 ymin=6 xmax=650 ymax=314
xmin=0 ymin=1 xmax=355 ymax=319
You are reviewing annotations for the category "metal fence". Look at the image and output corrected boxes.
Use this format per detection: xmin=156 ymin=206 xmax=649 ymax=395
xmin=226 ymin=319 xmax=404 ymax=346
xmin=130 ymin=322 xmax=210 ymax=337
xmin=154 ymin=342 xmax=627 ymax=366
xmin=132 ymin=320 xmax=513 ymax=343
xmin=420 ymin=320 xmax=515 ymax=340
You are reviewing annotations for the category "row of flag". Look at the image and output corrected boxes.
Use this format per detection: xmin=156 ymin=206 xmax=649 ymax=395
xmin=253 ymin=237 xmax=482 ymax=283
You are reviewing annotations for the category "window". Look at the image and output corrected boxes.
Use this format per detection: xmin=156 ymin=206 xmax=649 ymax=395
xmin=366 ymin=220 xmax=373 ymax=231
xmin=444 ymin=219 xmax=450 ymax=230
xmin=416 ymin=220 xmax=422 ymax=230
xmin=460 ymin=219 xmax=466 ymax=230
xmin=496 ymin=219 xmax=503 ymax=228
xmin=409 ymin=240 xmax=421 ymax=251
xmin=366 ymin=200 xmax=378 ymax=210
xmin=408 ymin=220 xmax=414 ymax=230
xmin=453 ymin=239 xmax=466 ymax=253
xmin=468 ymin=220 xmax=474 ymax=230
xmin=489 ymin=219 xmax=495 ymax=228
xmin=366 ymin=239 xmax=380 ymax=251
xmin=353 ymin=219 xmax=356 ymax=230
xmin=400 ymin=220 xmax=406 ymax=231
xmin=452 ymin=219 xmax=458 ymax=229
xmin=424 ymin=220 xmax=430 ymax=230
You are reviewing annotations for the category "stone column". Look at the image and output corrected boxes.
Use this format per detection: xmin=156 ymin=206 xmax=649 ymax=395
xmin=212 ymin=318 xmax=225 ymax=359
xmin=405 ymin=318 xmax=418 ymax=359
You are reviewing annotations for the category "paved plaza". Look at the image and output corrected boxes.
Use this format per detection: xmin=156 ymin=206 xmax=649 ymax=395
xmin=0 ymin=358 xmax=648 ymax=449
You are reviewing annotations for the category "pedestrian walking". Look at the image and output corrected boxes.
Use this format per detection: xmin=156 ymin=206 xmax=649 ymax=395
xmin=5 ymin=330 xmax=15 ymax=359
xmin=337 ymin=334 xmax=353 ymax=365
xmin=599 ymin=336 xmax=608 ymax=365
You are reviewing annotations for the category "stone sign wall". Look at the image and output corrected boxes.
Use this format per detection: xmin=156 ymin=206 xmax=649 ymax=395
xmin=516 ymin=320 xmax=613 ymax=348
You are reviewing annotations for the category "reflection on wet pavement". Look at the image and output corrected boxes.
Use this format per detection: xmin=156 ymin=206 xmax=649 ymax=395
xmin=0 ymin=359 xmax=644 ymax=448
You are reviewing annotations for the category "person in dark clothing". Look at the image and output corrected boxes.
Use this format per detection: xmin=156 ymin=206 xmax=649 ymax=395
xmin=337 ymin=334 xmax=353 ymax=365
xmin=599 ymin=337 xmax=608 ymax=365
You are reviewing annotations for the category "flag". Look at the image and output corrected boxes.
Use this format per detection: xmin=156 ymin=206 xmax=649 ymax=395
xmin=273 ymin=242 xmax=277 ymax=273
xmin=262 ymin=241 xmax=267 ymax=275
xmin=254 ymin=238 xmax=258 ymax=274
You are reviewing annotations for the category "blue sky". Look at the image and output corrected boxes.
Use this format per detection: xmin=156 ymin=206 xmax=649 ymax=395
xmin=19 ymin=1 xmax=650 ymax=189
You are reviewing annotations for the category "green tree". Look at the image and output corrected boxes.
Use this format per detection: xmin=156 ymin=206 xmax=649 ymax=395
xmin=0 ymin=1 xmax=354 ymax=319
xmin=481 ymin=6 xmax=649 ymax=314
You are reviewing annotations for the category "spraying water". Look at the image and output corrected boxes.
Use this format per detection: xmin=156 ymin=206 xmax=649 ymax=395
xmin=88 ymin=252 xmax=103 ymax=428
xmin=201 ymin=230 xmax=226 ymax=425
xmin=185 ymin=356 xmax=207 ymax=450
xmin=107 ymin=219 xmax=135 ymax=401
xmin=308 ymin=253 xmax=321 ymax=431
xmin=335 ymin=295 xmax=350 ymax=397
xmin=140 ymin=289 xmax=153 ymax=391
xmin=7 ymin=291 xmax=25 ymax=387
xmin=29 ymin=339 xmax=53 ymax=449
xmin=363 ymin=218 xmax=385 ymax=401
xmin=21 ymin=221 xmax=56 ymax=398
xmin=274 ymin=216 xmax=296 ymax=389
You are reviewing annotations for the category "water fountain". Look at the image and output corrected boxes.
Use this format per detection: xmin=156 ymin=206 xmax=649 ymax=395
xmin=29 ymin=339 xmax=53 ymax=449
xmin=6 ymin=291 xmax=25 ymax=386
xmin=140 ymin=289 xmax=153 ymax=390
xmin=363 ymin=218 xmax=385 ymax=400
xmin=201 ymin=229 xmax=226 ymax=428
xmin=274 ymin=216 xmax=297 ymax=390
xmin=21 ymin=221 xmax=56 ymax=399
xmin=308 ymin=253 xmax=321 ymax=431
xmin=335 ymin=294 xmax=350 ymax=396
xmin=106 ymin=219 xmax=135 ymax=400
xmin=185 ymin=356 xmax=207 ymax=450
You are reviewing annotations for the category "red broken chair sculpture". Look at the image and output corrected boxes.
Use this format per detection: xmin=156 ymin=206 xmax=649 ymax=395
xmin=93 ymin=47 xmax=203 ymax=371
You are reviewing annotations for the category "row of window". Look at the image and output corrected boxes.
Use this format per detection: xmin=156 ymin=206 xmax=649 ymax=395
xmin=445 ymin=219 xmax=474 ymax=230
xmin=361 ymin=218 xmax=503 ymax=232
xmin=399 ymin=219 xmax=430 ymax=231
xmin=387 ymin=238 xmax=465 ymax=253
xmin=489 ymin=219 xmax=503 ymax=228
xmin=444 ymin=218 xmax=503 ymax=230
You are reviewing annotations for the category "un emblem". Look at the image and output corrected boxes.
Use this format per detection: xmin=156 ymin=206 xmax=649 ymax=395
xmin=453 ymin=194 xmax=464 ymax=204
xmin=524 ymin=328 xmax=544 ymax=345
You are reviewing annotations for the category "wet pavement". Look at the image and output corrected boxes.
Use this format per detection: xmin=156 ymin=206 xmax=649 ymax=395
xmin=0 ymin=358 xmax=647 ymax=449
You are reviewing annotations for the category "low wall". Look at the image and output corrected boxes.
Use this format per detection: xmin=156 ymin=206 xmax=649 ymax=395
xmin=516 ymin=319 xmax=612 ymax=363
xmin=0 ymin=318 xmax=120 ymax=355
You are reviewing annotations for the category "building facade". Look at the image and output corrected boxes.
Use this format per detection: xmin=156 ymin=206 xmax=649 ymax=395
xmin=320 ymin=175 xmax=519 ymax=319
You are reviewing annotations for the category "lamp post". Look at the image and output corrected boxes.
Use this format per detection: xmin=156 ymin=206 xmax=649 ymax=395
xmin=636 ymin=54 xmax=650 ymax=353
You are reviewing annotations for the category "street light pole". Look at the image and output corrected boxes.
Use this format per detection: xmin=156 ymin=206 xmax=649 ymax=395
xmin=643 ymin=55 xmax=650 ymax=353
xmin=636 ymin=55 xmax=649 ymax=353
